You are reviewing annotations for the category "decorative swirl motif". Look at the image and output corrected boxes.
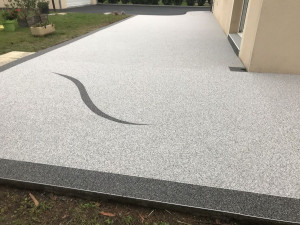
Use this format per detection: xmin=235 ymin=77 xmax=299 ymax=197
xmin=53 ymin=72 xmax=147 ymax=125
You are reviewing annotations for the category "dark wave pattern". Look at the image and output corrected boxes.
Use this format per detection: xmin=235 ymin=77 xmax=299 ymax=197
xmin=53 ymin=72 xmax=147 ymax=125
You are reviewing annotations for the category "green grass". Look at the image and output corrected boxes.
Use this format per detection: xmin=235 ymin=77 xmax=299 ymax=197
xmin=0 ymin=12 xmax=129 ymax=55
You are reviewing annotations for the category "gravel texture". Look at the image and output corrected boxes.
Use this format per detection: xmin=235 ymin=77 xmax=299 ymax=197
xmin=1 ymin=12 xmax=300 ymax=202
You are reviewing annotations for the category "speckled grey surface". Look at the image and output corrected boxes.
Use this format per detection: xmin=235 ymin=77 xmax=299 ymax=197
xmin=1 ymin=12 xmax=300 ymax=204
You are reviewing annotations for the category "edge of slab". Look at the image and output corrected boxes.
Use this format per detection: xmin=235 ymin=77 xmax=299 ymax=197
xmin=0 ymin=158 xmax=299 ymax=225
xmin=63 ymin=4 xmax=212 ymax=11
xmin=0 ymin=16 xmax=135 ymax=73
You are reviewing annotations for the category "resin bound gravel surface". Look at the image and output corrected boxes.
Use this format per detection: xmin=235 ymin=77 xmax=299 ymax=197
xmin=1 ymin=12 xmax=300 ymax=223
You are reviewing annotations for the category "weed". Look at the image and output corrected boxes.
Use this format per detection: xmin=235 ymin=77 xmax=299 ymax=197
xmin=105 ymin=218 xmax=114 ymax=224
xmin=37 ymin=201 xmax=54 ymax=212
xmin=124 ymin=215 xmax=134 ymax=225
xmin=80 ymin=202 xmax=97 ymax=209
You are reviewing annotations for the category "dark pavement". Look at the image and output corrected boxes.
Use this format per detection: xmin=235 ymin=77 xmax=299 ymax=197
xmin=61 ymin=4 xmax=210 ymax=15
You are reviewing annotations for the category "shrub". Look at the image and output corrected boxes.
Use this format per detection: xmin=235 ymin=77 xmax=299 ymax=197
xmin=173 ymin=0 xmax=182 ymax=5
xmin=121 ymin=0 xmax=129 ymax=3
xmin=151 ymin=0 xmax=159 ymax=4
xmin=37 ymin=1 xmax=49 ymax=14
xmin=162 ymin=0 xmax=172 ymax=5
xmin=208 ymin=0 xmax=212 ymax=4
xmin=98 ymin=0 xmax=105 ymax=3
xmin=108 ymin=0 xmax=118 ymax=3
xmin=31 ymin=21 xmax=52 ymax=27
xmin=186 ymin=0 xmax=194 ymax=6
xmin=2 ymin=9 xmax=18 ymax=20
xmin=197 ymin=0 xmax=205 ymax=6
xmin=7 ymin=0 xmax=37 ymax=19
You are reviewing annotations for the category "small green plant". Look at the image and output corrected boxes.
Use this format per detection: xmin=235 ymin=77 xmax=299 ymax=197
xmin=35 ymin=201 xmax=54 ymax=212
xmin=105 ymin=218 xmax=114 ymax=224
xmin=124 ymin=215 xmax=133 ymax=225
xmin=79 ymin=202 xmax=97 ymax=209
xmin=0 ymin=207 xmax=6 ymax=215
xmin=31 ymin=21 xmax=53 ymax=28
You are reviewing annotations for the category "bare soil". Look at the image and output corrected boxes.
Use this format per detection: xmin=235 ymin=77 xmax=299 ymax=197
xmin=0 ymin=185 xmax=239 ymax=225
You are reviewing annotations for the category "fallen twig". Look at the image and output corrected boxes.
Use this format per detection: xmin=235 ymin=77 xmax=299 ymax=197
xmin=100 ymin=211 xmax=115 ymax=217
xmin=147 ymin=209 xmax=154 ymax=218
xmin=29 ymin=193 xmax=39 ymax=206
xmin=165 ymin=209 xmax=172 ymax=214
xmin=139 ymin=213 xmax=145 ymax=223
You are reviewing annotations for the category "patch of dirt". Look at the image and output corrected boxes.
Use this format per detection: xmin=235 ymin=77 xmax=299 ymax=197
xmin=0 ymin=185 xmax=238 ymax=225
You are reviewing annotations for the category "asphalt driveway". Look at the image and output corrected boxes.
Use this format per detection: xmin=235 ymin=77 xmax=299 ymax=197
xmin=62 ymin=4 xmax=211 ymax=15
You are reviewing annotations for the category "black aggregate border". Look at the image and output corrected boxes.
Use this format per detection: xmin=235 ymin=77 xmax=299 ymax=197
xmin=0 ymin=158 xmax=299 ymax=225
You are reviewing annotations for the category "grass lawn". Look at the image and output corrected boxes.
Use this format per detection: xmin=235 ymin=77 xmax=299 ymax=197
xmin=0 ymin=13 xmax=129 ymax=55
xmin=0 ymin=185 xmax=238 ymax=225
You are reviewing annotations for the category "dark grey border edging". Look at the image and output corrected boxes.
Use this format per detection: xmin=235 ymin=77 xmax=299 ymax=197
xmin=0 ymin=158 xmax=299 ymax=225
